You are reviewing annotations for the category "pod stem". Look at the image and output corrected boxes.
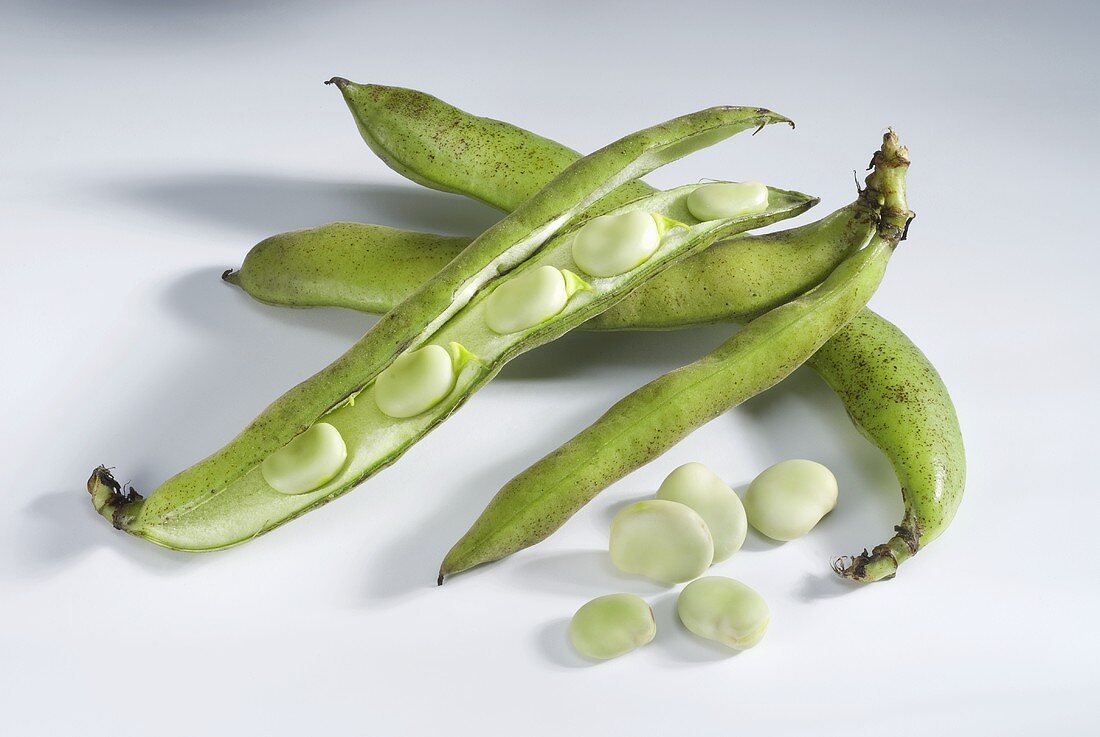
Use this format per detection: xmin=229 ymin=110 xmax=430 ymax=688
xmin=859 ymin=129 xmax=913 ymax=243
xmin=833 ymin=507 xmax=921 ymax=582
xmin=87 ymin=466 xmax=144 ymax=530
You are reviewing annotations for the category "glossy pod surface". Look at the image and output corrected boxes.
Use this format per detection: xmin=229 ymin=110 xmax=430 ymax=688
xmin=90 ymin=106 xmax=807 ymax=549
xmin=325 ymin=78 xmax=656 ymax=214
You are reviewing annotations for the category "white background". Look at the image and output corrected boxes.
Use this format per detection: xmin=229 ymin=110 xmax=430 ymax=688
xmin=3 ymin=1 xmax=1098 ymax=734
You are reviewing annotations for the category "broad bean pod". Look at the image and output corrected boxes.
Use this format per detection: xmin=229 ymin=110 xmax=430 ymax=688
xmin=226 ymin=201 xmax=868 ymax=330
xmin=89 ymin=106 xmax=805 ymax=550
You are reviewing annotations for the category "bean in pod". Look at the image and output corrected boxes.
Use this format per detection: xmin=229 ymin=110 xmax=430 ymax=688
xmin=484 ymin=266 xmax=589 ymax=334
xmin=260 ymin=422 xmax=348 ymax=495
xmin=685 ymin=181 xmax=770 ymax=221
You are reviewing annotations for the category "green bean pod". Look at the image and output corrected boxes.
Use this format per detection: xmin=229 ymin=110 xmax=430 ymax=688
xmin=324 ymin=84 xmax=963 ymax=581
xmin=819 ymin=312 xmax=966 ymax=581
xmin=226 ymin=199 xmax=870 ymax=329
xmin=88 ymin=107 xmax=807 ymax=550
xmin=439 ymin=136 xmax=910 ymax=581
xmin=324 ymin=77 xmax=655 ymax=214
xmin=224 ymin=224 xmax=472 ymax=314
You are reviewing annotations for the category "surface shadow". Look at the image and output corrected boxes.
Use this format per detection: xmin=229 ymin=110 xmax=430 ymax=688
xmin=797 ymin=571 xmax=861 ymax=601
xmin=649 ymin=592 xmax=739 ymax=664
xmin=598 ymin=496 xmax=650 ymax=528
xmin=102 ymin=173 xmax=501 ymax=239
xmin=535 ymin=617 xmax=596 ymax=669
xmin=174 ymin=265 xmax=373 ymax=341
xmin=499 ymin=323 xmax=732 ymax=382
xmin=359 ymin=394 xmax=610 ymax=601
xmin=9 ymin=490 xmax=200 ymax=580
xmin=504 ymin=550 xmax=669 ymax=598
xmin=19 ymin=260 xmax=380 ymax=582
xmin=360 ymin=461 xmax=517 ymax=601
xmin=738 ymin=526 xmax=786 ymax=553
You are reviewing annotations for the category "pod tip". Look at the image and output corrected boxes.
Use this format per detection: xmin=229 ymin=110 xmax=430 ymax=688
xmin=834 ymin=515 xmax=920 ymax=582
xmin=87 ymin=466 xmax=144 ymax=530
xmin=751 ymin=110 xmax=795 ymax=135
xmin=436 ymin=571 xmax=445 ymax=586
xmin=221 ymin=269 xmax=240 ymax=285
xmin=324 ymin=77 xmax=351 ymax=89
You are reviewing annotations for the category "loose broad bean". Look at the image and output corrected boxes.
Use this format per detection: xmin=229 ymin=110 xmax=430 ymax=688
xmin=677 ymin=577 xmax=769 ymax=650
xmin=656 ymin=462 xmax=746 ymax=562
xmin=686 ymin=181 xmax=769 ymax=221
xmin=484 ymin=265 xmax=589 ymax=335
xmin=744 ymin=459 xmax=838 ymax=541
xmin=609 ymin=500 xmax=714 ymax=584
xmin=90 ymin=102 xmax=803 ymax=550
xmin=260 ymin=422 xmax=348 ymax=495
xmin=569 ymin=594 xmax=656 ymax=660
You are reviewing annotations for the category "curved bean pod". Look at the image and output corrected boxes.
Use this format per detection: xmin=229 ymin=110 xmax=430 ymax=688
xmin=439 ymin=137 xmax=909 ymax=581
xmin=88 ymin=107 xmax=804 ymax=550
xmin=817 ymin=312 xmax=966 ymax=581
xmin=326 ymin=84 xmax=963 ymax=581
